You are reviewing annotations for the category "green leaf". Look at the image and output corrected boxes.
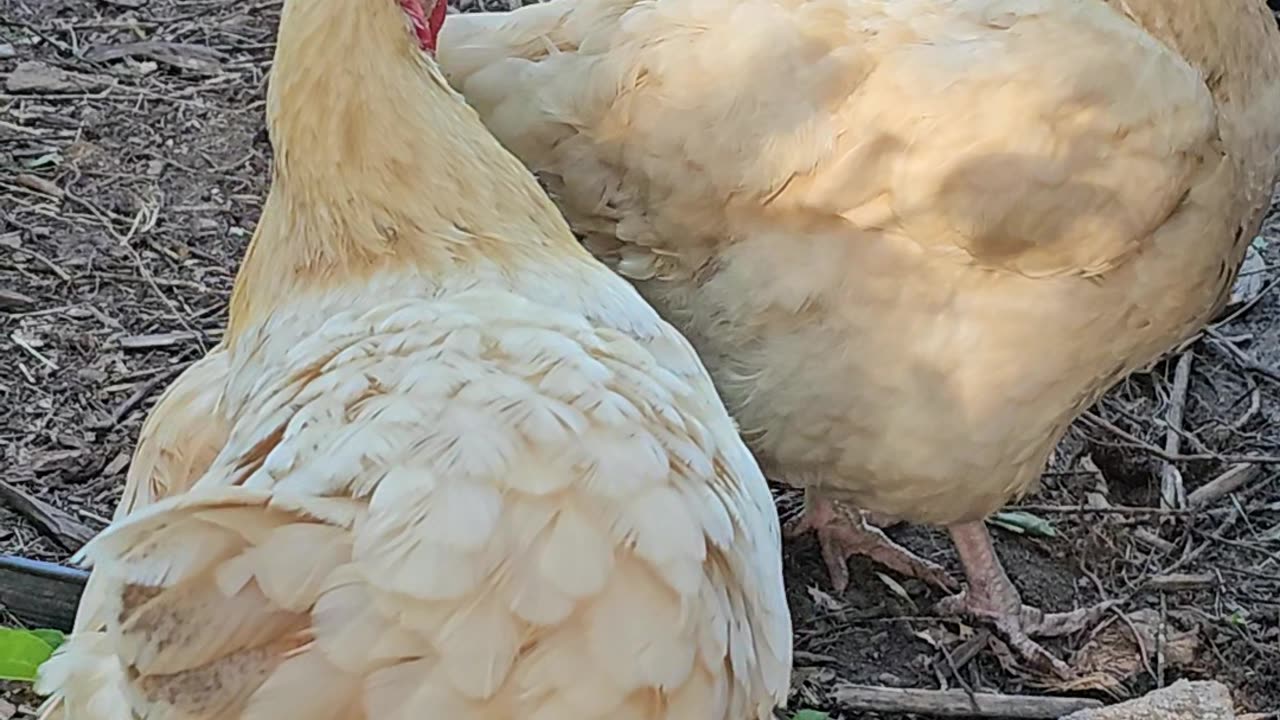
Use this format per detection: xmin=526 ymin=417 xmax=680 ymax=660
xmin=29 ymin=629 xmax=66 ymax=652
xmin=989 ymin=510 xmax=1057 ymax=538
xmin=0 ymin=627 xmax=60 ymax=682
xmin=791 ymin=710 xmax=830 ymax=720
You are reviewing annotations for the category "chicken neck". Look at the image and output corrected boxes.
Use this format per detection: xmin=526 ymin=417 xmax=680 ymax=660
xmin=227 ymin=0 xmax=584 ymax=341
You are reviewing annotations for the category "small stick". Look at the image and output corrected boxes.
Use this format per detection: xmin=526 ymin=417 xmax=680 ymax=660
xmin=0 ymin=479 xmax=96 ymax=550
xmin=1187 ymin=463 xmax=1261 ymax=509
xmin=0 ymin=288 xmax=36 ymax=309
xmin=830 ymin=684 xmax=1103 ymax=719
xmin=1017 ymin=504 xmax=1190 ymax=516
xmin=94 ymin=363 xmax=189 ymax=429
xmin=1207 ymin=327 xmax=1280 ymax=385
xmin=1080 ymin=412 xmax=1280 ymax=464
xmin=1228 ymin=386 xmax=1262 ymax=431
xmin=1156 ymin=594 xmax=1168 ymax=687
xmin=1146 ymin=573 xmax=1216 ymax=591
xmin=1133 ymin=529 xmax=1176 ymax=553
xmin=10 ymin=332 xmax=58 ymax=370
xmin=1160 ymin=353 xmax=1193 ymax=510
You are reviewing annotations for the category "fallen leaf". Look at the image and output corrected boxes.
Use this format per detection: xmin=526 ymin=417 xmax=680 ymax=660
xmin=1046 ymin=609 xmax=1199 ymax=698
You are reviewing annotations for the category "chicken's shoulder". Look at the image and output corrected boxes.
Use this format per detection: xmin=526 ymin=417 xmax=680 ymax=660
xmin=440 ymin=0 xmax=1223 ymax=279
xmin=117 ymin=346 xmax=232 ymax=520
xmin=40 ymin=288 xmax=790 ymax=720
xmin=76 ymin=346 xmax=231 ymax=629
xmin=33 ymin=347 xmax=232 ymax=720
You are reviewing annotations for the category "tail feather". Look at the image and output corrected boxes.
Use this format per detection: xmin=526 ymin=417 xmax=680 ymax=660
xmin=39 ymin=490 xmax=346 ymax=719
xmin=35 ymin=633 xmax=134 ymax=720
xmin=38 ymin=350 xmax=232 ymax=720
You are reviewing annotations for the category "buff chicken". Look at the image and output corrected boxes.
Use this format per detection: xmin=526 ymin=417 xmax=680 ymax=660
xmin=437 ymin=0 xmax=1280 ymax=674
xmin=35 ymin=0 xmax=792 ymax=717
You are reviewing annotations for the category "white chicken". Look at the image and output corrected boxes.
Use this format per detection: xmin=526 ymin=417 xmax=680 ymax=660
xmin=437 ymin=0 xmax=1280 ymax=674
xmin=35 ymin=0 xmax=792 ymax=716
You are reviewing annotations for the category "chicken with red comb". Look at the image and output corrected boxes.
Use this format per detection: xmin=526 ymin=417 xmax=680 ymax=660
xmin=34 ymin=0 xmax=793 ymax=716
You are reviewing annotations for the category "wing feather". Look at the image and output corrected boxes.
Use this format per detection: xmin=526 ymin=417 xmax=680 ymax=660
xmin=41 ymin=288 xmax=790 ymax=720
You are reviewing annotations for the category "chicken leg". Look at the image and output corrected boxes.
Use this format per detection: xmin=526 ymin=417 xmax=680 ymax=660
xmin=936 ymin=522 xmax=1114 ymax=678
xmin=786 ymin=489 xmax=957 ymax=593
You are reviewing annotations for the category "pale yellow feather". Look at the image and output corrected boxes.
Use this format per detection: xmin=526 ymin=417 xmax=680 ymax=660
xmin=38 ymin=0 xmax=791 ymax=716
xmin=437 ymin=0 xmax=1280 ymax=524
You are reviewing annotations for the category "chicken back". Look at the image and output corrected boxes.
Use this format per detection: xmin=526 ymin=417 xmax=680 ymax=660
xmin=438 ymin=0 xmax=1280 ymax=675
xmin=36 ymin=0 xmax=793 ymax=716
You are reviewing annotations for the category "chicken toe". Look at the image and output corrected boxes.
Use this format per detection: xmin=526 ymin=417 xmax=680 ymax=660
xmin=938 ymin=521 xmax=1115 ymax=678
xmin=787 ymin=490 xmax=958 ymax=593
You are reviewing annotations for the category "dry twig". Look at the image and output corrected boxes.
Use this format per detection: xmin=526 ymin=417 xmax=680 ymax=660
xmin=0 ymin=479 xmax=96 ymax=551
xmin=1159 ymin=353 xmax=1193 ymax=510
xmin=831 ymin=684 xmax=1102 ymax=718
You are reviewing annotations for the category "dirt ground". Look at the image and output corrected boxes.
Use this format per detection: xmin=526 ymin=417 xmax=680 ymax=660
xmin=2 ymin=1 xmax=1280 ymax=718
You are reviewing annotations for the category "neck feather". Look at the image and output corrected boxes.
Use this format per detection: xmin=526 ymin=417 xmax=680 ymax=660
xmin=228 ymin=0 xmax=582 ymax=339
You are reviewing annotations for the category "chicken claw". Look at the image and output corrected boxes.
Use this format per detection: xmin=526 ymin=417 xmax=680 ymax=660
xmin=937 ymin=522 xmax=1116 ymax=678
xmin=787 ymin=490 xmax=958 ymax=593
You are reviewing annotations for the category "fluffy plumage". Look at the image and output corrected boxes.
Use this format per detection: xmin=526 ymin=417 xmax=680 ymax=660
xmin=36 ymin=0 xmax=791 ymax=716
xmin=437 ymin=0 xmax=1280 ymax=673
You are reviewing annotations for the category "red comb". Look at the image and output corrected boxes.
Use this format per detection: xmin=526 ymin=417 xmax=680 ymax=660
xmin=398 ymin=0 xmax=444 ymax=53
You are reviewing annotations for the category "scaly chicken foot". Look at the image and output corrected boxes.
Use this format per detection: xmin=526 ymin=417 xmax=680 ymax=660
xmin=786 ymin=490 xmax=958 ymax=594
xmin=937 ymin=522 xmax=1116 ymax=679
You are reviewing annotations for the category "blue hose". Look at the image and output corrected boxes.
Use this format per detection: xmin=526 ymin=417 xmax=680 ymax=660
xmin=0 ymin=554 xmax=89 ymax=586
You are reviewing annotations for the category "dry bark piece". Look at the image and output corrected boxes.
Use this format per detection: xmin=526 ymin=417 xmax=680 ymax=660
xmin=1061 ymin=680 xmax=1235 ymax=720
xmin=1187 ymin=463 xmax=1262 ymax=508
xmin=4 ymin=61 xmax=106 ymax=93
xmin=15 ymin=173 xmax=62 ymax=198
xmin=84 ymin=41 xmax=227 ymax=74
xmin=831 ymin=683 xmax=1101 ymax=718
xmin=0 ymin=479 xmax=96 ymax=551
xmin=0 ymin=288 xmax=36 ymax=310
